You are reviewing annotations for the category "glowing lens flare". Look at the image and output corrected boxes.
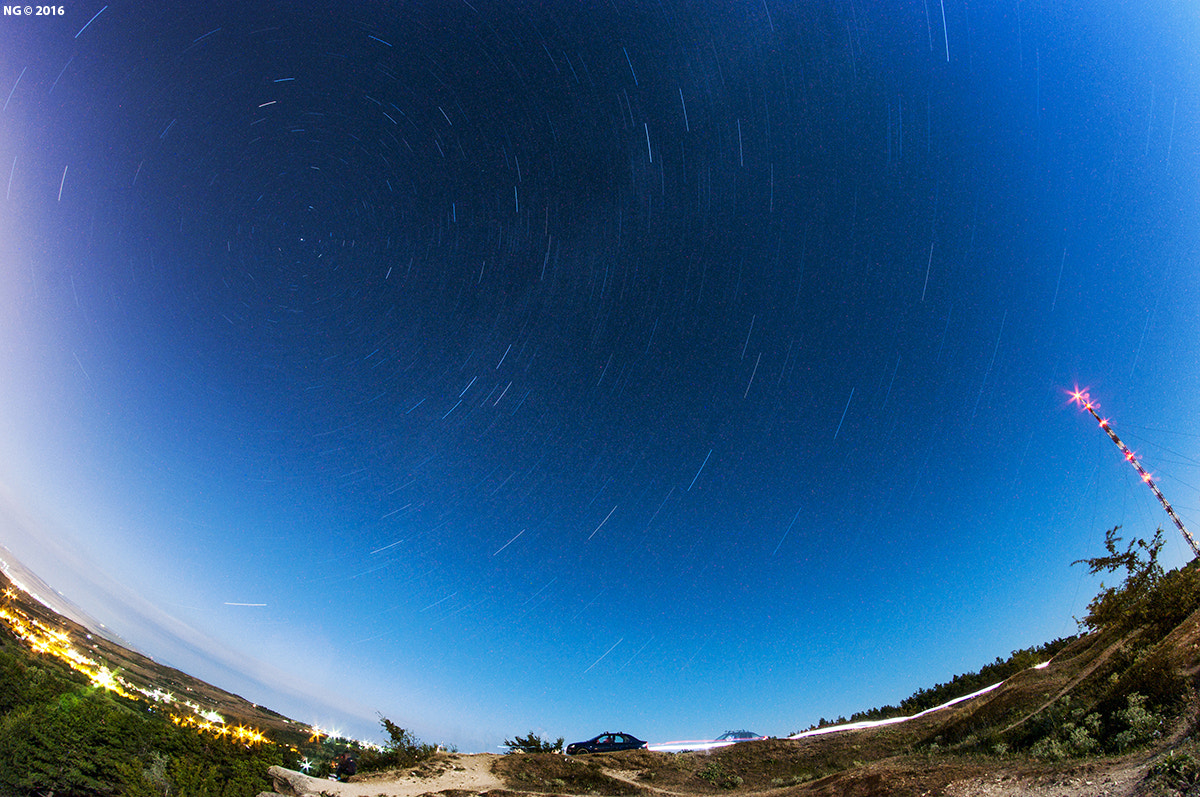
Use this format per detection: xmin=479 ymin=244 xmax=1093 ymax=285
xmin=1068 ymin=387 xmax=1198 ymax=558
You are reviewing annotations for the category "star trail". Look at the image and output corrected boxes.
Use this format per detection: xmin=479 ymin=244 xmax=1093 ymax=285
xmin=1 ymin=0 xmax=1199 ymax=751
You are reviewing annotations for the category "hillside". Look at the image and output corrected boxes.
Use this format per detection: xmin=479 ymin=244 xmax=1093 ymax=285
xmin=477 ymin=609 xmax=1200 ymax=797
xmin=283 ymin=532 xmax=1200 ymax=797
xmin=279 ymin=611 xmax=1200 ymax=797
xmin=4 ymin=531 xmax=1200 ymax=796
xmin=0 ymin=565 xmax=316 ymax=747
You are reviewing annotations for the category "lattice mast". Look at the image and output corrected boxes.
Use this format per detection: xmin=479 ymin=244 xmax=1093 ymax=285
xmin=1070 ymin=389 xmax=1199 ymax=559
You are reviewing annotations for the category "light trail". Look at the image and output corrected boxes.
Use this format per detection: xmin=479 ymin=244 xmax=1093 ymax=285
xmin=649 ymin=739 xmax=745 ymax=753
xmin=652 ymin=663 xmax=1053 ymax=751
xmin=788 ymin=680 xmax=1005 ymax=739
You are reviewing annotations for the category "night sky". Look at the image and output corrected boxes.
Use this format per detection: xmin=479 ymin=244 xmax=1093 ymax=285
xmin=2 ymin=1 xmax=1200 ymax=752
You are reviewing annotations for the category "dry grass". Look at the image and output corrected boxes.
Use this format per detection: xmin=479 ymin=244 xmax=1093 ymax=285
xmin=483 ymin=610 xmax=1200 ymax=797
xmin=492 ymin=751 xmax=648 ymax=795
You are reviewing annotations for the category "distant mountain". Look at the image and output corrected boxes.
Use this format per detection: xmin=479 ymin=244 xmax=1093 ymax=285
xmin=0 ymin=543 xmax=129 ymax=647
xmin=0 ymin=561 xmax=314 ymax=746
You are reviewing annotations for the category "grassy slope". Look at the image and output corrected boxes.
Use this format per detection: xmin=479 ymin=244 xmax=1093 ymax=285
xmin=6 ymin=552 xmax=1200 ymax=796
xmin=489 ymin=602 xmax=1200 ymax=797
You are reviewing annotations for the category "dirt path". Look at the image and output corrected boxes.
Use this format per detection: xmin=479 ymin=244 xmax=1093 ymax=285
xmin=604 ymin=768 xmax=690 ymax=797
xmin=268 ymin=754 xmax=505 ymax=797
xmin=942 ymin=761 xmax=1144 ymax=797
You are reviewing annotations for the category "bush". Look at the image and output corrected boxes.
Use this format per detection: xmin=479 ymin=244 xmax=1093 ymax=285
xmin=1065 ymin=718 xmax=1101 ymax=756
xmin=0 ymin=645 xmax=86 ymax=714
xmin=1107 ymin=649 xmax=1189 ymax=715
xmin=1139 ymin=563 xmax=1200 ymax=638
xmin=0 ymin=681 xmax=282 ymax=797
xmin=0 ymin=691 xmax=136 ymax=794
xmin=1071 ymin=526 xmax=1200 ymax=639
xmin=357 ymin=716 xmax=439 ymax=772
xmin=1112 ymin=692 xmax=1162 ymax=751
xmin=1018 ymin=688 xmax=1172 ymax=760
xmin=505 ymin=731 xmax=564 ymax=753
xmin=1029 ymin=736 xmax=1069 ymax=762
xmin=698 ymin=760 xmax=743 ymax=789
xmin=1018 ymin=697 xmax=1103 ymax=760
xmin=1148 ymin=750 xmax=1200 ymax=791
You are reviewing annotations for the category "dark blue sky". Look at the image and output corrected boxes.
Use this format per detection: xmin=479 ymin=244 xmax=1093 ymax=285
xmin=2 ymin=1 xmax=1199 ymax=751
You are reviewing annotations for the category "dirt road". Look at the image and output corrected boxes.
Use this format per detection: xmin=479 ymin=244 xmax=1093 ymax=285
xmin=267 ymin=754 xmax=504 ymax=797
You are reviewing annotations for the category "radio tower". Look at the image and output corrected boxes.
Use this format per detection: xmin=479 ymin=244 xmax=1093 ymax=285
xmin=1070 ymin=388 xmax=1199 ymax=559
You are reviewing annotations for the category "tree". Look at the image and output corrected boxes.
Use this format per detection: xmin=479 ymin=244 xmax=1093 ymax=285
xmin=1073 ymin=526 xmax=1165 ymax=632
xmin=503 ymin=731 xmax=564 ymax=753
xmin=357 ymin=716 xmax=439 ymax=772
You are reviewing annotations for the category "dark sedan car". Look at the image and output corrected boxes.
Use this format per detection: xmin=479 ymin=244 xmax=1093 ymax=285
xmin=565 ymin=732 xmax=648 ymax=755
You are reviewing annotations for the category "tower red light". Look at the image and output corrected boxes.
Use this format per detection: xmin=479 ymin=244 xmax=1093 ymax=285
xmin=1069 ymin=390 xmax=1198 ymax=558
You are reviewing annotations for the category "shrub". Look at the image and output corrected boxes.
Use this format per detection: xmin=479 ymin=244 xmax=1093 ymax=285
xmin=1029 ymin=736 xmax=1069 ymax=761
xmin=1108 ymin=649 xmax=1189 ymax=714
xmin=1112 ymin=692 xmax=1162 ymax=751
xmin=357 ymin=716 xmax=439 ymax=772
xmin=0 ymin=681 xmax=282 ymax=797
xmin=1065 ymin=719 xmax=1101 ymax=756
xmin=1020 ymin=698 xmax=1102 ymax=760
xmin=505 ymin=731 xmax=565 ymax=753
xmin=698 ymin=760 xmax=742 ymax=789
xmin=1148 ymin=750 xmax=1200 ymax=791
xmin=1073 ymin=526 xmax=1185 ymax=635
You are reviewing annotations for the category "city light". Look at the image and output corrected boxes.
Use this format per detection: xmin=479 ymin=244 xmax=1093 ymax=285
xmin=0 ymin=571 xmax=265 ymax=744
xmin=0 ymin=559 xmax=381 ymax=752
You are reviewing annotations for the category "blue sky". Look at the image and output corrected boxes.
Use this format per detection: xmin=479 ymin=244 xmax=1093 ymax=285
xmin=2 ymin=0 xmax=1200 ymax=751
